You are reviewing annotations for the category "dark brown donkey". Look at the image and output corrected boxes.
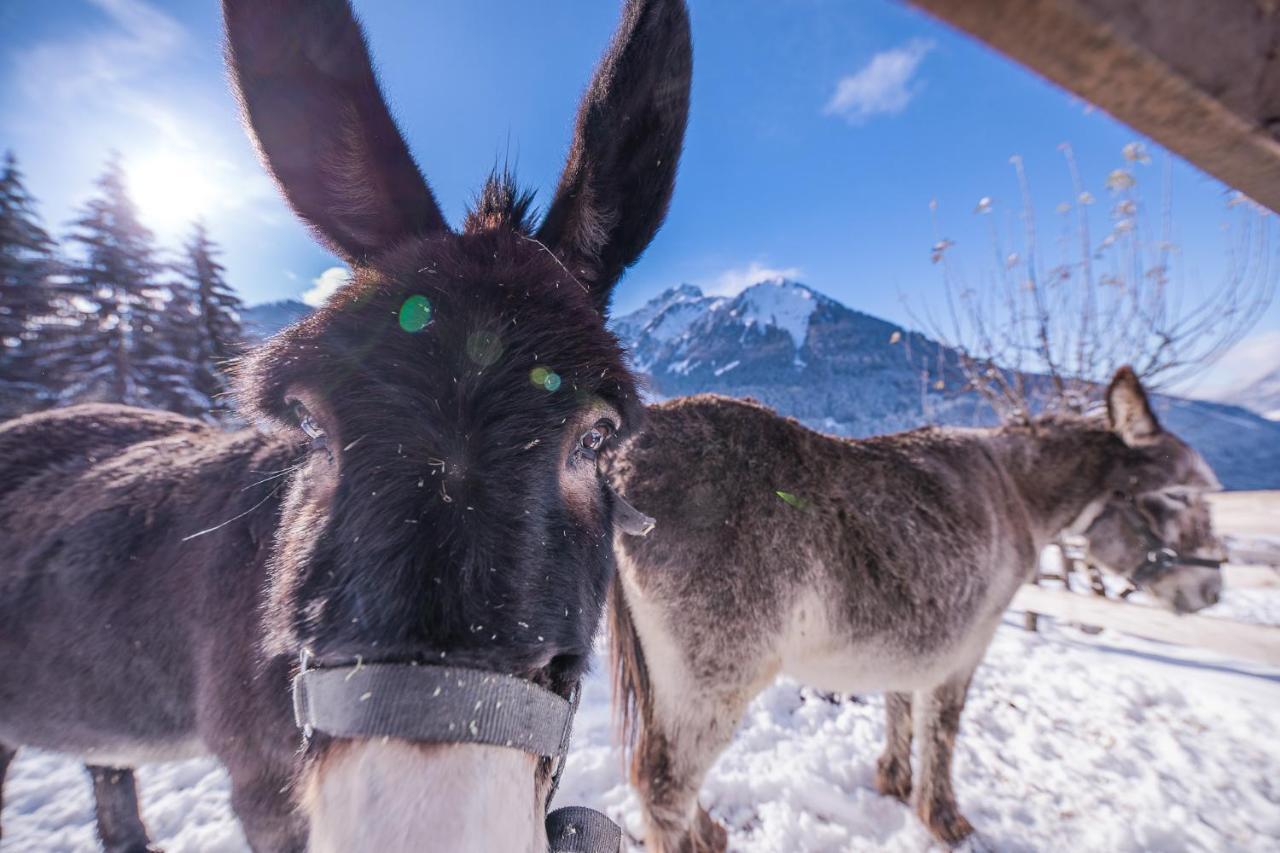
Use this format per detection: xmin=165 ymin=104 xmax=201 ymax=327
xmin=604 ymin=368 xmax=1220 ymax=851
xmin=0 ymin=0 xmax=691 ymax=849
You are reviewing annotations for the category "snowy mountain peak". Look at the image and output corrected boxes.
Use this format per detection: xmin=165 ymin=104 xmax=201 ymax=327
xmin=667 ymin=282 xmax=705 ymax=300
xmin=610 ymin=277 xmax=834 ymax=379
xmin=724 ymin=278 xmax=828 ymax=350
xmin=739 ymin=276 xmax=811 ymax=293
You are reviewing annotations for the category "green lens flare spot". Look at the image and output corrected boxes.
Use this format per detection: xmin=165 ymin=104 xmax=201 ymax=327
xmin=466 ymin=330 xmax=504 ymax=367
xmin=398 ymin=295 xmax=433 ymax=333
xmin=530 ymin=366 xmax=561 ymax=392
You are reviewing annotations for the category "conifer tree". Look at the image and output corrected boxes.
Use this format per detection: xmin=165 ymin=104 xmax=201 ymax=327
xmin=177 ymin=221 xmax=244 ymax=414
xmin=0 ymin=150 xmax=57 ymax=418
xmin=51 ymin=154 xmax=212 ymax=416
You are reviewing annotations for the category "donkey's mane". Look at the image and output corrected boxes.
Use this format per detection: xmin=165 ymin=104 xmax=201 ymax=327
xmin=462 ymin=169 xmax=539 ymax=235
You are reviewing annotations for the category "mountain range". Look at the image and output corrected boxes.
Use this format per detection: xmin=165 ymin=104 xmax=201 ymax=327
xmin=1220 ymin=366 xmax=1280 ymax=421
xmin=243 ymin=279 xmax=1280 ymax=490
xmin=241 ymin=299 xmax=311 ymax=340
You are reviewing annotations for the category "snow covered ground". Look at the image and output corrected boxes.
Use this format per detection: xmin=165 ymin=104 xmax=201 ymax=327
xmin=6 ymin=495 xmax=1279 ymax=851
xmin=4 ymin=591 xmax=1278 ymax=852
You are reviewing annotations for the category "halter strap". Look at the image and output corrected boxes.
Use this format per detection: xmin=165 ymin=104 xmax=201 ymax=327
xmin=293 ymin=663 xmax=574 ymax=755
xmin=292 ymin=660 xmax=621 ymax=852
xmin=1111 ymin=496 xmax=1223 ymax=587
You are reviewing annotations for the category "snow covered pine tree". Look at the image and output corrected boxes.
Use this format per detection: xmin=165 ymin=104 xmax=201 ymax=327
xmin=0 ymin=150 xmax=57 ymax=419
xmin=48 ymin=155 xmax=214 ymax=418
xmin=176 ymin=221 xmax=244 ymax=418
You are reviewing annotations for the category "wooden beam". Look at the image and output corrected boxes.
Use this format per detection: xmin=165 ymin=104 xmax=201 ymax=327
xmin=1224 ymin=563 xmax=1280 ymax=589
xmin=908 ymin=0 xmax=1280 ymax=213
xmin=1012 ymin=584 xmax=1280 ymax=666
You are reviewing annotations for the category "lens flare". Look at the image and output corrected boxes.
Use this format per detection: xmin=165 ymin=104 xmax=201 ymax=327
xmin=530 ymin=366 xmax=561 ymax=392
xmin=466 ymin=330 xmax=503 ymax=366
xmin=399 ymin=296 xmax=433 ymax=332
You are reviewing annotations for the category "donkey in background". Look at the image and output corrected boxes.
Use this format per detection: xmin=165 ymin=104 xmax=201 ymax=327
xmin=0 ymin=0 xmax=691 ymax=850
xmin=604 ymin=368 xmax=1219 ymax=850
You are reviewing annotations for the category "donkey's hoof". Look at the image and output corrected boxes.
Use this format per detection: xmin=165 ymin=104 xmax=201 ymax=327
xmin=875 ymin=755 xmax=912 ymax=801
xmin=919 ymin=799 xmax=974 ymax=847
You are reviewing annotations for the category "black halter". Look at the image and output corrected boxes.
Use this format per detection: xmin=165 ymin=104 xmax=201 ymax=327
xmin=293 ymin=654 xmax=620 ymax=852
xmin=1111 ymin=495 xmax=1223 ymax=588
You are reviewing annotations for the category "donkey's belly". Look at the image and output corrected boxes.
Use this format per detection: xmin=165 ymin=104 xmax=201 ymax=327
xmin=782 ymin=626 xmax=998 ymax=694
xmin=41 ymin=736 xmax=208 ymax=768
xmin=0 ymin=588 xmax=202 ymax=760
xmin=778 ymin=586 xmax=1010 ymax=694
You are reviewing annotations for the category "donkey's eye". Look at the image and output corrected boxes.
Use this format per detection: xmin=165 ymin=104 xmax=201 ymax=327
xmin=291 ymin=402 xmax=325 ymax=442
xmin=300 ymin=413 xmax=324 ymax=441
xmin=573 ymin=419 xmax=616 ymax=463
xmin=580 ymin=419 xmax=615 ymax=452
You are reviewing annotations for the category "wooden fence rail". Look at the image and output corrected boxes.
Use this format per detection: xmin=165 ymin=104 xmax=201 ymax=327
xmin=1011 ymin=585 xmax=1280 ymax=667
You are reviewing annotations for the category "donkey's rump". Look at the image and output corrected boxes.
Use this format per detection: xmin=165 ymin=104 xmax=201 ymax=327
xmin=0 ymin=404 xmax=292 ymax=761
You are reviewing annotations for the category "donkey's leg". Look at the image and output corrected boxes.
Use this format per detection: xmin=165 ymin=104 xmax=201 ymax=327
xmin=197 ymin=652 xmax=306 ymax=852
xmin=875 ymin=691 xmax=913 ymax=801
xmin=913 ymin=668 xmax=977 ymax=846
xmin=0 ymin=742 xmax=15 ymax=842
xmin=221 ymin=757 xmax=306 ymax=853
xmin=636 ymin=689 xmax=747 ymax=853
xmin=87 ymin=765 xmax=159 ymax=853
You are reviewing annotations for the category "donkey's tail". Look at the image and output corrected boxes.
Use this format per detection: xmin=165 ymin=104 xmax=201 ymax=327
xmin=607 ymin=573 xmax=650 ymax=782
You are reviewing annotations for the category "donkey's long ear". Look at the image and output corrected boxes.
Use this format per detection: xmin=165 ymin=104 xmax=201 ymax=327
xmin=536 ymin=0 xmax=692 ymax=313
xmin=1106 ymin=366 xmax=1162 ymax=445
xmin=223 ymin=0 xmax=448 ymax=263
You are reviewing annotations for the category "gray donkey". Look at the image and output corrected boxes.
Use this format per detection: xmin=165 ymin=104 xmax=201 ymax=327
xmin=603 ymin=367 xmax=1219 ymax=850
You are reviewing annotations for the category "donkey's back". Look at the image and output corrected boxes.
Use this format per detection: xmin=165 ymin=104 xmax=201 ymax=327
xmin=0 ymin=403 xmax=206 ymax=495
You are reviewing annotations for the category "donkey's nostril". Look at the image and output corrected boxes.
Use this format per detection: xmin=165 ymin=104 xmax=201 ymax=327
xmin=1202 ymin=582 xmax=1221 ymax=607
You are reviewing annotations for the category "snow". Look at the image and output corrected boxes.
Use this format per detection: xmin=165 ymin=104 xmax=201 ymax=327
xmin=612 ymin=284 xmax=709 ymax=344
xmin=645 ymin=299 xmax=718 ymax=345
xmin=5 ymin=586 xmax=1278 ymax=852
xmin=726 ymin=278 xmax=820 ymax=351
xmin=667 ymin=357 xmax=694 ymax=376
xmin=714 ymin=360 xmax=741 ymax=377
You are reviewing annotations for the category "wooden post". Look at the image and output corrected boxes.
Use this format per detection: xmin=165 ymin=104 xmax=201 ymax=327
xmin=907 ymin=0 xmax=1280 ymax=214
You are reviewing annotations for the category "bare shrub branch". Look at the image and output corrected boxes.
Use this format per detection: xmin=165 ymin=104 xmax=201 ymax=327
xmin=914 ymin=143 xmax=1276 ymax=422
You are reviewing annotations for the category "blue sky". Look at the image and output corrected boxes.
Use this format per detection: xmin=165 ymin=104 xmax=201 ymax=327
xmin=2 ymin=0 xmax=1277 ymax=397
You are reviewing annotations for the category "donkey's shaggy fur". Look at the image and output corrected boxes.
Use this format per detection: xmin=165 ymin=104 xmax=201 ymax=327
xmin=0 ymin=0 xmax=692 ymax=849
xmin=605 ymin=369 xmax=1218 ymax=850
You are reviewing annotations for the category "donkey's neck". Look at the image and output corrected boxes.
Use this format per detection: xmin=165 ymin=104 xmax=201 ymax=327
xmin=984 ymin=420 xmax=1122 ymax=546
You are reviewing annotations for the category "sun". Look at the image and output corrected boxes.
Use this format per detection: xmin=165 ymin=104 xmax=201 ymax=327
xmin=125 ymin=151 xmax=220 ymax=239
